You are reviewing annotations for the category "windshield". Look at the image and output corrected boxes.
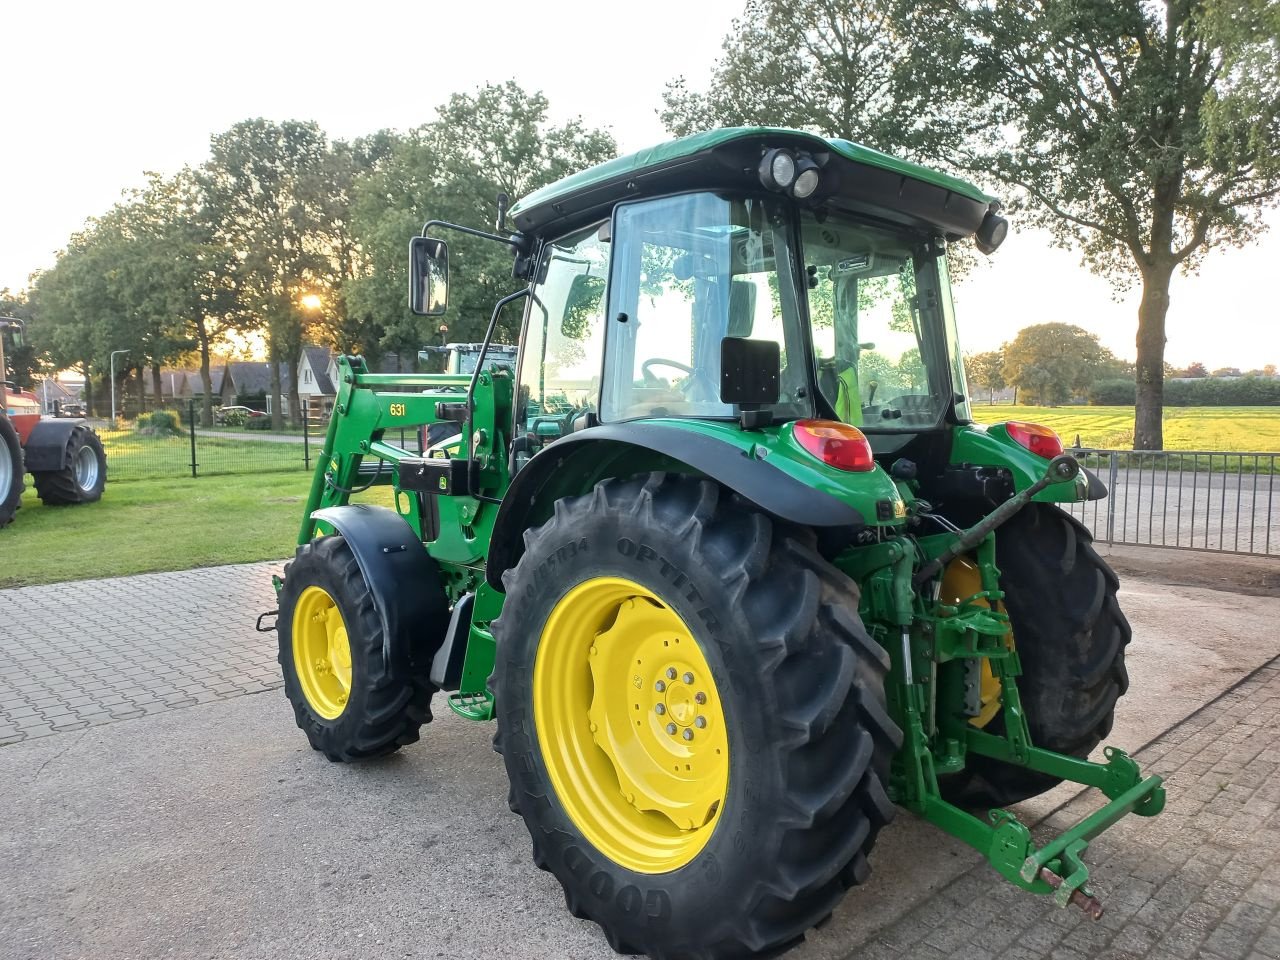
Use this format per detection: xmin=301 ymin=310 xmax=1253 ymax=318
xmin=600 ymin=192 xmax=814 ymax=423
xmin=802 ymin=211 xmax=957 ymax=430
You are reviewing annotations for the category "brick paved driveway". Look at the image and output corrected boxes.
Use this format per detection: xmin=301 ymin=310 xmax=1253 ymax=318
xmin=848 ymin=658 xmax=1280 ymax=960
xmin=0 ymin=562 xmax=1277 ymax=959
xmin=0 ymin=561 xmax=283 ymax=744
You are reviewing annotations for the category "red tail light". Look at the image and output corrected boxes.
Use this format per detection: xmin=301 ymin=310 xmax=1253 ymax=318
xmin=792 ymin=420 xmax=875 ymax=472
xmin=1005 ymin=421 xmax=1064 ymax=459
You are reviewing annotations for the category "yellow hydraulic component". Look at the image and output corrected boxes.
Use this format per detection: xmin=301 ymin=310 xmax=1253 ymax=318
xmin=292 ymin=585 xmax=354 ymax=719
xmin=533 ymin=577 xmax=729 ymax=874
xmin=940 ymin=557 xmax=1012 ymax=729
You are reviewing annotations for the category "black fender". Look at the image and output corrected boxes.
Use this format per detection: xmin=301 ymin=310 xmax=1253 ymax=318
xmin=310 ymin=504 xmax=450 ymax=669
xmin=485 ymin=422 xmax=865 ymax=590
xmin=1081 ymin=466 xmax=1108 ymax=500
xmin=23 ymin=419 xmax=88 ymax=472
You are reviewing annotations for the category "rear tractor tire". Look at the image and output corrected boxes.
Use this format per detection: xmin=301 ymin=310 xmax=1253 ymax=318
xmin=943 ymin=503 xmax=1131 ymax=809
xmin=276 ymin=535 xmax=437 ymax=762
xmin=492 ymin=474 xmax=901 ymax=960
xmin=0 ymin=417 xmax=23 ymax=528
xmin=32 ymin=423 xmax=107 ymax=506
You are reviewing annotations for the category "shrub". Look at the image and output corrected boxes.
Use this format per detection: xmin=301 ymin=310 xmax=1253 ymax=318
xmin=220 ymin=409 xmax=250 ymax=427
xmin=245 ymin=416 xmax=273 ymax=430
xmin=134 ymin=410 xmax=182 ymax=436
xmin=1088 ymin=378 xmax=1136 ymax=405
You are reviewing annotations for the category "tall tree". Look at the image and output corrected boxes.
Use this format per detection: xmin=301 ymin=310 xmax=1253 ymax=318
xmin=348 ymin=82 xmax=616 ymax=363
xmin=1001 ymin=323 xmax=1109 ymax=405
xmin=200 ymin=119 xmax=329 ymax=427
xmin=898 ymin=0 xmax=1280 ymax=447
xmin=965 ymin=349 xmax=1007 ymax=404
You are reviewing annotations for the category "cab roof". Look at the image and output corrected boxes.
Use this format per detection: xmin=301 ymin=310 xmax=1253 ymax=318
xmin=509 ymin=127 xmax=995 ymax=242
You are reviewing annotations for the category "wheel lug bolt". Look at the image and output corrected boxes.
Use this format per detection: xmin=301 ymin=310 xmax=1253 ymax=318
xmin=655 ymin=704 xmax=666 ymax=715
xmin=695 ymin=716 xmax=707 ymax=728
xmin=695 ymin=692 xmax=706 ymax=704
xmin=666 ymin=667 xmax=677 ymax=680
xmin=655 ymin=680 xmax=666 ymax=693
xmin=682 ymin=729 xmax=694 ymax=741
xmin=666 ymin=723 xmax=677 ymax=735
xmin=683 ymin=672 xmax=694 ymax=684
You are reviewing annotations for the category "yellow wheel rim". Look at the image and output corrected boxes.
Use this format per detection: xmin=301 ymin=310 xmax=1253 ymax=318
xmin=533 ymin=577 xmax=729 ymax=874
xmin=940 ymin=558 xmax=1013 ymax=729
xmin=292 ymin=585 xmax=354 ymax=720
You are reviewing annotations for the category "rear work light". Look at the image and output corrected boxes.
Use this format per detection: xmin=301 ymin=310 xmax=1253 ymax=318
xmin=792 ymin=420 xmax=875 ymax=472
xmin=1005 ymin=421 xmax=1064 ymax=459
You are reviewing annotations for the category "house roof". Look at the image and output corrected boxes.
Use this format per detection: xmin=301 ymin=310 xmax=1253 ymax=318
xmin=225 ymin=361 xmax=289 ymax=396
xmin=301 ymin=345 xmax=336 ymax=395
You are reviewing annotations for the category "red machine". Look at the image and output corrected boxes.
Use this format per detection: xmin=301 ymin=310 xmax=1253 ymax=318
xmin=0 ymin=318 xmax=107 ymax=528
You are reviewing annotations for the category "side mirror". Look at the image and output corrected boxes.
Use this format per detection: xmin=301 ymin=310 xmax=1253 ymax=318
xmin=720 ymin=337 xmax=780 ymax=405
xmin=409 ymin=236 xmax=449 ymax=316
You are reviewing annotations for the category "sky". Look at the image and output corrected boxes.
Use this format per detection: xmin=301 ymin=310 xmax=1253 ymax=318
xmin=3 ymin=0 xmax=1277 ymax=371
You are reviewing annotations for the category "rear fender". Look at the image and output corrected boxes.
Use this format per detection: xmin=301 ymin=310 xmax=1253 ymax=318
xmin=951 ymin=423 xmax=1106 ymax=503
xmin=485 ymin=422 xmax=866 ymax=590
xmin=23 ymin=419 xmax=88 ymax=472
xmin=310 ymin=504 xmax=450 ymax=669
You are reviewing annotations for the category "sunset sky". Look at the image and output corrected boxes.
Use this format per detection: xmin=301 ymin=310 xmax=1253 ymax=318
xmin=3 ymin=0 xmax=1277 ymax=370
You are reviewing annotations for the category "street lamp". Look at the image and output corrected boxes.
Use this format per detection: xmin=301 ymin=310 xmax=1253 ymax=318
xmin=110 ymin=349 xmax=129 ymax=424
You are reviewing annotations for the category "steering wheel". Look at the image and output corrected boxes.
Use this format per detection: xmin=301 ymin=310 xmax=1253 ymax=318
xmin=641 ymin=357 xmax=695 ymax=387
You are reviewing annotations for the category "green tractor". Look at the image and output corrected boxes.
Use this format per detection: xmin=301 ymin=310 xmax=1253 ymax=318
xmin=270 ymin=127 xmax=1162 ymax=958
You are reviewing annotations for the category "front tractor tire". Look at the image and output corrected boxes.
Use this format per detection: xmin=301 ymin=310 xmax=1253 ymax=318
xmin=31 ymin=423 xmax=107 ymax=506
xmin=492 ymin=474 xmax=901 ymax=960
xmin=0 ymin=417 xmax=23 ymax=528
xmin=945 ymin=503 xmax=1131 ymax=808
xmin=276 ymin=535 xmax=435 ymax=762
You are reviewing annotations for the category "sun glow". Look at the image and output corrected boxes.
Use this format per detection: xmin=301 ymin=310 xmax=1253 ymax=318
xmin=299 ymin=293 xmax=323 ymax=311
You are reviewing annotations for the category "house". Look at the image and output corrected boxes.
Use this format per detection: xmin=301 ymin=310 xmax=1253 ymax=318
xmin=298 ymin=345 xmax=338 ymax=417
xmin=220 ymin=361 xmax=290 ymax=412
xmin=31 ymin=377 xmax=79 ymax=415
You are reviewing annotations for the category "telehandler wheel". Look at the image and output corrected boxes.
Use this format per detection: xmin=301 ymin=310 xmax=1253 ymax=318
xmin=276 ymin=535 xmax=435 ymax=762
xmin=492 ymin=474 xmax=900 ymax=960
xmin=0 ymin=417 xmax=23 ymax=528
xmin=31 ymin=424 xmax=106 ymax=505
xmin=943 ymin=503 xmax=1131 ymax=809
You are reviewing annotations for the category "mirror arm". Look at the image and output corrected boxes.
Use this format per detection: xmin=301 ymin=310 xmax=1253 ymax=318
xmin=464 ymin=287 xmax=531 ymax=503
xmin=422 ymin=219 xmax=522 ymax=252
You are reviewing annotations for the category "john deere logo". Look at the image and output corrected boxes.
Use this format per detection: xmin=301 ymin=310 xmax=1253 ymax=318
xmin=438 ymin=476 xmax=448 ymax=491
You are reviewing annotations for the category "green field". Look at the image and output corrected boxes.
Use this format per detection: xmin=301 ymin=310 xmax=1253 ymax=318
xmin=96 ymin=427 xmax=310 ymax=480
xmin=969 ymin=405 xmax=1280 ymax=452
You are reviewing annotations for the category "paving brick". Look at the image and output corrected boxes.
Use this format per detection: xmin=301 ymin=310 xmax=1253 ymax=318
xmin=0 ymin=561 xmax=285 ymax=744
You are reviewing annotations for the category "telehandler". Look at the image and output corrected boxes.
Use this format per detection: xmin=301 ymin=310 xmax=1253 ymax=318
xmin=270 ymin=127 xmax=1163 ymax=959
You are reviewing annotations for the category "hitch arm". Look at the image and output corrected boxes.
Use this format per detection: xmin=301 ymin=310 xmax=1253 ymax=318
xmin=914 ymin=454 xmax=1080 ymax=586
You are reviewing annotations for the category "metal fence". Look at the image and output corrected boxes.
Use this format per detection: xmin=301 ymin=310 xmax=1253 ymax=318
xmin=1065 ymin=449 xmax=1279 ymax=557
xmin=91 ymin=400 xmax=425 ymax=482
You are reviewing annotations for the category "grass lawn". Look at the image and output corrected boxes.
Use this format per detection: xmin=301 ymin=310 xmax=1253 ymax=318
xmin=3 ymin=473 xmax=316 ymax=589
xmin=969 ymin=405 xmax=1280 ymax=452
xmin=96 ymin=427 xmax=309 ymax=481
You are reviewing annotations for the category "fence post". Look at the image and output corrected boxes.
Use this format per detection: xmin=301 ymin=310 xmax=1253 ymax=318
xmin=1105 ymin=452 xmax=1118 ymax=543
xmin=303 ymin=402 xmax=310 ymax=469
xmin=188 ymin=398 xmax=198 ymax=479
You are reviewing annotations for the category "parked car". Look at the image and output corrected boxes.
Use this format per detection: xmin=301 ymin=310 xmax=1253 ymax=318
xmin=214 ymin=405 xmax=268 ymax=425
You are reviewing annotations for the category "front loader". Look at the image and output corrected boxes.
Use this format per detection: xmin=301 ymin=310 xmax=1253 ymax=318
xmin=268 ymin=127 xmax=1164 ymax=959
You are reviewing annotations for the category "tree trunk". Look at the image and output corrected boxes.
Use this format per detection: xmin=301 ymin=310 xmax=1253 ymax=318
xmin=1133 ymin=260 xmax=1175 ymax=450
xmin=287 ymin=353 xmax=302 ymax=427
xmin=81 ymin=361 xmax=94 ymax=417
xmin=198 ymin=331 xmax=215 ymax=428
xmin=269 ymin=337 xmax=284 ymax=431
xmin=151 ymin=362 xmax=163 ymax=410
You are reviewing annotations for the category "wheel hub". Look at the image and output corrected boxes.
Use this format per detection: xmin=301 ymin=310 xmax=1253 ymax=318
xmin=292 ymin=586 xmax=353 ymax=719
xmin=534 ymin=577 xmax=729 ymax=873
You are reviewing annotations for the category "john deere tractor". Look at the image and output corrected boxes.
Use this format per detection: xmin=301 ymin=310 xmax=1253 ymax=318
xmin=270 ymin=127 xmax=1162 ymax=958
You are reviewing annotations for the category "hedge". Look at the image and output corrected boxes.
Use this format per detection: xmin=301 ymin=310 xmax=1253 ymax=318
xmin=1087 ymin=376 xmax=1280 ymax=406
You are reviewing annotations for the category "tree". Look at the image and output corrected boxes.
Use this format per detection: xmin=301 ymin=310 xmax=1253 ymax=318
xmin=1002 ymin=323 xmax=1107 ymax=405
xmin=898 ymin=0 xmax=1280 ymax=447
xmin=199 ymin=119 xmax=330 ymax=428
xmin=661 ymin=1 xmax=904 ymax=147
xmin=1211 ymin=366 xmax=1242 ymax=377
xmin=1181 ymin=360 xmax=1209 ymax=378
xmin=965 ymin=349 xmax=1006 ymax=404
xmin=348 ymin=82 xmax=616 ymax=362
